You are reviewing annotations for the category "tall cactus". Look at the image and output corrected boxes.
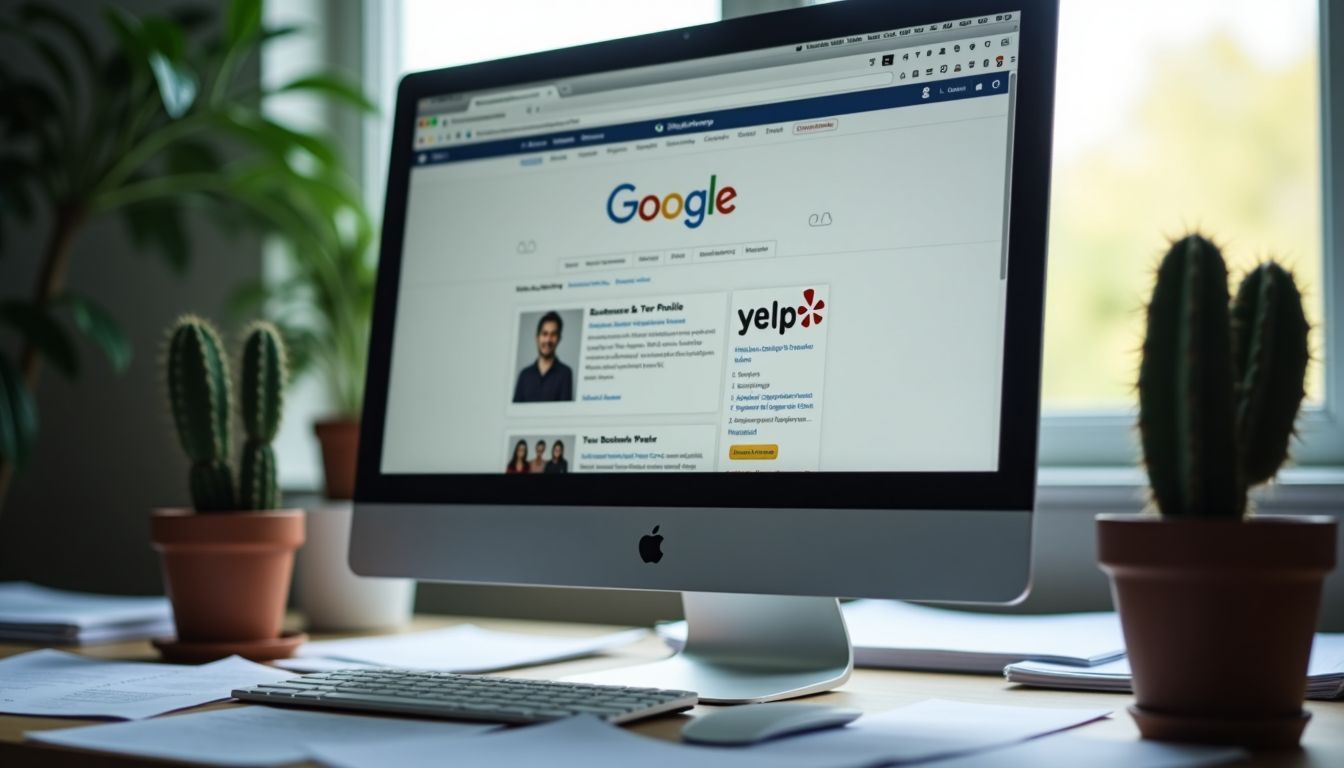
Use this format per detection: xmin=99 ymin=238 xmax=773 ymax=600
xmin=166 ymin=316 xmax=236 ymax=512
xmin=164 ymin=316 xmax=288 ymax=512
xmin=1232 ymin=263 xmax=1310 ymax=485
xmin=1138 ymin=235 xmax=1310 ymax=518
xmin=238 ymin=322 xmax=286 ymax=510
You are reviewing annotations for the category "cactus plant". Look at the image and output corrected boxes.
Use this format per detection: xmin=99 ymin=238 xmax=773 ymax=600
xmin=166 ymin=317 xmax=236 ymax=512
xmin=1138 ymin=234 xmax=1309 ymax=518
xmin=164 ymin=316 xmax=288 ymax=512
xmin=238 ymin=322 xmax=287 ymax=511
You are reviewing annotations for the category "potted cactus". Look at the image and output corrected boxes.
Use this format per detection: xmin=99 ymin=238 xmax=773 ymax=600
xmin=1098 ymin=234 xmax=1337 ymax=748
xmin=150 ymin=316 xmax=306 ymax=662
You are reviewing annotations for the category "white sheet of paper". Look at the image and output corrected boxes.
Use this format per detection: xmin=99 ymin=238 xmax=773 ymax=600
xmin=743 ymin=699 xmax=1112 ymax=764
xmin=29 ymin=705 xmax=495 ymax=767
xmin=271 ymin=657 xmax=380 ymax=674
xmin=295 ymin=625 xmax=648 ymax=673
xmin=928 ymin=734 xmax=1246 ymax=768
xmin=310 ymin=699 xmax=1112 ymax=768
xmin=0 ymin=649 xmax=288 ymax=719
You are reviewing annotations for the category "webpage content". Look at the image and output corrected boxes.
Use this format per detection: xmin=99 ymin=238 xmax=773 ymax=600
xmin=383 ymin=19 xmax=1021 ymax=476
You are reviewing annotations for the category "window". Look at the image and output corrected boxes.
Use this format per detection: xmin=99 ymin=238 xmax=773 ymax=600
xmin=1039 ymin=0 xmax=1336 ymax=467
xmin=1045 ymin=1 xmax=1322 ymax=409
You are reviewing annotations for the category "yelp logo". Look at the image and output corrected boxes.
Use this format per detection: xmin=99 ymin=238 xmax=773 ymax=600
xmin=736 ymin=288 xmax=826 ymax=336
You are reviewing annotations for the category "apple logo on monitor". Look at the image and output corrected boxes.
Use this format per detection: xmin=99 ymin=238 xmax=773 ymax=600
xmin=639 ymin=526 xmax=664 ymax=563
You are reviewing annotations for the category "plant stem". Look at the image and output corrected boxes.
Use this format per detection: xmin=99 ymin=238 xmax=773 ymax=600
xmin=0 ymin=206 xmax=87 ymax=518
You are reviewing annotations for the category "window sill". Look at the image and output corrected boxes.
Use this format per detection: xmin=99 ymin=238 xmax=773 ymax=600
xmin=1036 ymin=466 xmax=1344 ymax=511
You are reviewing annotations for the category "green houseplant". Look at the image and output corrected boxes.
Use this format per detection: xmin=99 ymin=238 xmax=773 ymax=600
xmin=1098 ymin=234 xmax=1337 ymax=747
xmin=0 ymin=0 xmax=373 ymax=515
xmin=232 ymin=206 xmax=376 ymax=500
xmin=150 ymin=315 xmax=305 ymax=662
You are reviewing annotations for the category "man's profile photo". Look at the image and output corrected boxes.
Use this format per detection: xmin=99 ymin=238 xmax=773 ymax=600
xmin=513 ymin=310 xmax=574 ymax=403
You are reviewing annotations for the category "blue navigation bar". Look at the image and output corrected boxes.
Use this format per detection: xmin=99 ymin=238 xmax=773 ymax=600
xmin=412 ymin=72 xmax=1009 ymax=168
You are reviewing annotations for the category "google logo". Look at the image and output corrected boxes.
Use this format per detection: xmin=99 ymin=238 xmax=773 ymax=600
xmin=606 ymin=175 xmax=737 ymax=230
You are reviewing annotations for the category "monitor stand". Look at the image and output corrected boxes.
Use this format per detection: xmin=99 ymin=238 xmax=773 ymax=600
xmin=568 ymin=592 xmax=852 ymax=704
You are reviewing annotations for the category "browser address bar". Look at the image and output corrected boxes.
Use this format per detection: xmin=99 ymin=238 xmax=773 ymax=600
xmin=470 ymin=72 xmax=896 ymax=141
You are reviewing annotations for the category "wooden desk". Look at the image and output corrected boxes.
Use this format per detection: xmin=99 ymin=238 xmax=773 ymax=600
xmin=2 ymin=615 xmax=1341 ymax=767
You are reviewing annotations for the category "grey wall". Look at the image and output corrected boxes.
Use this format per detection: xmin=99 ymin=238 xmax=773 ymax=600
xmin=0 ymin=0 xmax=260 ymax=593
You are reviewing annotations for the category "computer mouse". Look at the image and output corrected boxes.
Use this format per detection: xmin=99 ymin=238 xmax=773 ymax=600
xmin=681 ymin=702 xmax=863 ymax=745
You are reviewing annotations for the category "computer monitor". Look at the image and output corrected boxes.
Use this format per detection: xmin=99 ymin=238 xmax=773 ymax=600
xmin=353 ymin=0 xmax=1057 ymax=703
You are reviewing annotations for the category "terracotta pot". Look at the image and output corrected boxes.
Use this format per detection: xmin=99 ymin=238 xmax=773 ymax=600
xmin=151 ymin=508 xmax=305 ymax=643
xmin=1097 ymin=513 xmax=1337 ymax=748
xmin=314 ymin=418 xmax=359 ymax=500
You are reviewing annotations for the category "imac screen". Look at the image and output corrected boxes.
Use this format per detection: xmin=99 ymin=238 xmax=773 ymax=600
xmin=381 ymin=11 xmax=1025 ymax=477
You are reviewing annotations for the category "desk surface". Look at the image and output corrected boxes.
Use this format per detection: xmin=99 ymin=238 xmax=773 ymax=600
xmin=2 ymin=614 xmax=1340 ymax=767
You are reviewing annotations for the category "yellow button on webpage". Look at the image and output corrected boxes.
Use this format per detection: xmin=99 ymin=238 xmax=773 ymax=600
xmin=729 ymin=444 xmax=779 ymax=461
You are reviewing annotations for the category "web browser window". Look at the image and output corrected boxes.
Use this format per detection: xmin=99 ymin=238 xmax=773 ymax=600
xmin=382 ymin=11 xmax=1023 ymax=476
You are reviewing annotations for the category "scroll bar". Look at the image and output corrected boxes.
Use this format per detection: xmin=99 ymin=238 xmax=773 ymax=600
xmin=999 ymin=72 xmax=1018 ymax=281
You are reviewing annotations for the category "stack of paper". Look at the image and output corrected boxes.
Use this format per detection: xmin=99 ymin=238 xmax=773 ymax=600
xmin=1005 ymin=633 xmax=1344 ymax=700
xmin=276 ymin=625 xmax=649 ymax=674
xmin=658 ymin=600 xmax=1126 ymax=673
xmin=0 ymin=582 xmax=173 ymax=644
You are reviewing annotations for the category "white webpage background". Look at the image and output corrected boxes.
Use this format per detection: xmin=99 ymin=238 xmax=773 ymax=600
xmin=382 ymin=94 xmax=1011 ymax=474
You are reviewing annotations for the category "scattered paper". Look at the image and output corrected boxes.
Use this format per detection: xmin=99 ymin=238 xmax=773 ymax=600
xmin=311 ymin=699 xmax=1111 ymax=768
xmin=0 ymin=582 xmax=173 ymax=644
xmin=1006 ymin=632 xmax=1344 ymax=700
xmin=743 ymin=699 xmax=1112 ymax=765
xmin=928 ymin=734 xmax=1246 ymax=768
xmin=272 ymin=657 xmax=379 ymax=674
xmin=290 ymin=625 xmax=648 ymax=673
xmin=658 ymin=600 xmax=1125 ymax=673
xmin=29 ymin=704 xmax=495 ymax=767
xmin=0 ymin=649 xmax=288 ymax=719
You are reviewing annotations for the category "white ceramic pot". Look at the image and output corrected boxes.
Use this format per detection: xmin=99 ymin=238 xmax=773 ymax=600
xmin=296 ymin=502 xmax=415 ymax=631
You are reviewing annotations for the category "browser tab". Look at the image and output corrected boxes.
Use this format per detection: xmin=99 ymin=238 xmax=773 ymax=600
xmin=467 ymin=85 xmax=560 ymax=111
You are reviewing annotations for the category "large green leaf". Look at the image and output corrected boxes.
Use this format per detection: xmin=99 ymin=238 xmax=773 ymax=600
xmin=274 ymin=73 xmax=377 ymax=113
xmin=0 ymin=301 xmax=79 ymax=379
xmin=225 ymin=0 xmax=262 ymax=45
xmin=0 ymin=352 xmax=39 ymax=468
xmin=165 ymin=139 xmax=223 ymax=175
xmin=104 ymin=8 xmax=198 ymax=120
xmin=217 ymin=109 xmax=340 ymax=168
xmin=121 ymin=199 xmax=189 ymax=273
xmin=168 ymin=5 xmax=215 ymax=34
xmin=141 ymin=18 xmax=198 ymax=119
xmin=27 ymin=35 xmax=76 ymax=104
xmin=59 ymin=295 xmax=132 ymax=374
xmin=19 ymin=4 xmax=99 ymax=77
xmin=261 ymin=24 xmax=303 ymax=42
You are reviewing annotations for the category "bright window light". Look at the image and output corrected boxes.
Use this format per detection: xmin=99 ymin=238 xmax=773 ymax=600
xmin=1045 ymin=0 xmax=1321 ymax=409
xmin=399 ymin=1 xmax=722 ymax=73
